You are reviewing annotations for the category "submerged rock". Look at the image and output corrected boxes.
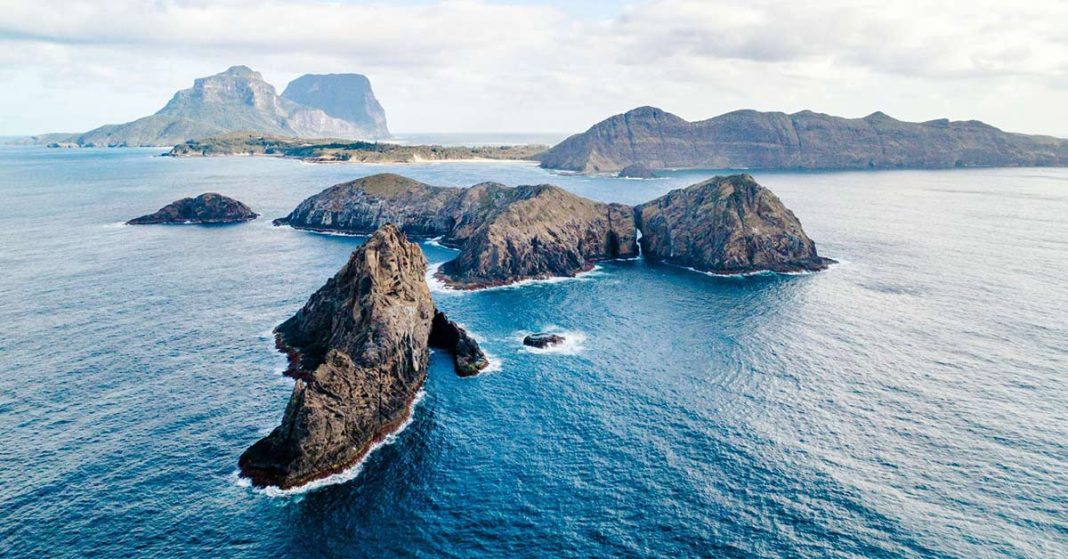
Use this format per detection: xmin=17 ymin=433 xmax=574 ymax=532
xmin=239 ymin=224 xmax=485 ymax=489
xmin=523 ymin=333 xmax=565 ymax=348
xmin=428 ymin=311 xmax=490 ymax=377
xmin=618 ymin=164 xmax=657 ymax=179
xmin=437 ymin=184 xmax=638 ymax=289
xmin=635 ymin=174 xmax=834 ymax=274
xmin=127 ymin=193 xmax=258 ymax=225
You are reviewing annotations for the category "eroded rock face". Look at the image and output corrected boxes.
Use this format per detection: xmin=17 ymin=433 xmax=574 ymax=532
xmin=428 ymin=311 xmax=490 ymax=377
xmin=437 ymin=185 xmax=638 ymax=288
xmin=127 ymin=193 xmax=258 ymax=224
xmin=635 ymin=174 xmax=834 ymax=274
xmin=239 ymin=225 xmax=435 ymax=489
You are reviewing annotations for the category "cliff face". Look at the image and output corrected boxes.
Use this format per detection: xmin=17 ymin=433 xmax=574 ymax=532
xmin=538 ymin=106 xmax=1068 ymax=172
xmin=282 ymin=74 xmax=390 ymax=139
xmin=126 ymin=193 xmax=258 ymax=225
xmin=58 ymin=66 xmax=389 ymax=147
xmin=635 ymin=174 xmax=833 ymax=274
xmin=438 ymin=185 xmax=638 ymax=288
xmin=239 ymin=225 xmax=487 ymax=489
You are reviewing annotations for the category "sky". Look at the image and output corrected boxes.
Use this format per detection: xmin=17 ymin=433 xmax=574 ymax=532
xmin=1 ymin=0 xmax=1066 ymax=137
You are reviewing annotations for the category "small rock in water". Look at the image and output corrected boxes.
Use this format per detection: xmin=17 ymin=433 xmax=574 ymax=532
xmin=523 ymin=333 xmax=566 ymax=348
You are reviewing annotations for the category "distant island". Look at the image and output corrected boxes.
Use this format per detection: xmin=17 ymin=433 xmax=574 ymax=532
xmin=127 ymin=193 xmax=258 ymax=225
xmin=163 ymin=133 xmax=546 ymax=163
xmin=537 ymin=106 xmax=1068 ymax=172
xmin=23 ymin=66 xmax=390 ymax=147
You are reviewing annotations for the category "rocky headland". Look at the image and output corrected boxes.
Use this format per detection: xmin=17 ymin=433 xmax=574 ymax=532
xmin=538 ymin=106 xmax=1068 ymax=172
xmin=239 ymin=225 xmax=488 ymax=489
xmin=165 ymin=133 xmax=546 ymax=163
xmin=276 ymin=172 xmax=829 ymax=286
xmin=127 ymin=193 xmax=258 ymax=225
xmin=636 ymin=174 xmax=834 ymax=274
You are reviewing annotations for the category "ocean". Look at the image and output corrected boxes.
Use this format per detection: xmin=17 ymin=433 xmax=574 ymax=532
xmin=0 ymin=146 xmax=1065 ymax=558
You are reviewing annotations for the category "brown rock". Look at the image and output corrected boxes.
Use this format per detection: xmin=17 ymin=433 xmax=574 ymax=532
xmin=635 ymin=174 xmax=834 ymax=274
xmin=239 ymin=225 xmax=435 ymax=489
xmin=437 ymin=184 xmax=638 ymax=288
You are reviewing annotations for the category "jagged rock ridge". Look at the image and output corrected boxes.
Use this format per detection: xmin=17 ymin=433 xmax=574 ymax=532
xmin=126 ymin=193 xmax=258 ymax=225
xmin=538 ymin=106 xmax=1068 ymax=172
xmin=239 ymin=225 xmax=487 ymax=489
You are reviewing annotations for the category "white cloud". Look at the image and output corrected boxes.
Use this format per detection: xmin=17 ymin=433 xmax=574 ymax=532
xmin=0 ymin=0 xmax=1065 ymax=136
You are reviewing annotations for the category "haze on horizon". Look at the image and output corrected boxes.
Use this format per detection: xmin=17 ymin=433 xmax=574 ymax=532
xmin=1 ymin=0 xmax=1066 ymax=138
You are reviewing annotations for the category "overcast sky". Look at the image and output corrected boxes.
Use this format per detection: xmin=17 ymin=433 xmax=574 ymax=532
xmin=1 ymin=0 xmax=1066 ymax=136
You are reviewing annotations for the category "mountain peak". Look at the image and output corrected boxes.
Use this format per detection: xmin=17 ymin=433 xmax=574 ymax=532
xmin=220 ymin=65 xmax=261 ymax=79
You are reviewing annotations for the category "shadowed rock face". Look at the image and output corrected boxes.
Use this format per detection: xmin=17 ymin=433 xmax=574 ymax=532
xmin=635 ymin=174 xmax=834 ymax=274
xmin=281 ymin=73 xmax=390 ymax=139
xmin=428 ymin=311 xmax=489 ymax=377
xmin=238 ymin=225 xmax=487 ymax=489
xmin=538 ymin=106 xmax=1068 ymax=172
xmin=126 ymin=193 xmax=257 ymax=225
xmin=437 ymin=184 xmax=639 ymax=288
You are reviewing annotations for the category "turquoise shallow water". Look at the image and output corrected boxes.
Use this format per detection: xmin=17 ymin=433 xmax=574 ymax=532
xmin=0 ymin=147 xmax=1066 ymax=558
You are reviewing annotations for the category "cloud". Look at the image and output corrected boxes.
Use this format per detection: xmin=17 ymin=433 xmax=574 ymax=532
xmin=0 ymin=0 xmax=1065 ymax=136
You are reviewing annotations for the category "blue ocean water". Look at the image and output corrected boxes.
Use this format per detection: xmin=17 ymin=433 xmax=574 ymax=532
xmin=0 ymin=147 xmax=1065 ymax=558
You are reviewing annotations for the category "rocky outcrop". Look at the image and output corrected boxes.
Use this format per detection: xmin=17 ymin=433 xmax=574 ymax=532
xmin=437 ymin=185 xmax=638 ymax=288
xmin=42 ymin=66 xmax=389 ymax=147
xmin=618 ymin=164 xmax=657 ymax=179
xmin=523 ymin=333 xmax=565 ymax=348
xmin=635 ymin=174 xmax=833 ymax=274
xmin=282 ymin=73 xmax=390 ymax=139
xmin=538 ymin=106 xmax=1068 ymax=172
xmin=273 ymin=174 xmax=459 ymax=236
xmin=239 ymin=225 xmax=488 ymax=489
xmin=127 ymin=193 xmax=258 ymax=225
xmin=428 ymin=311 xmax=489 ymax=377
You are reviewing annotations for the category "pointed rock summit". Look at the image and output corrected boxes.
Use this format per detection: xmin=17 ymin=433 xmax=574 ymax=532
xmin=239 ymin=225 xmax=487 ymax=489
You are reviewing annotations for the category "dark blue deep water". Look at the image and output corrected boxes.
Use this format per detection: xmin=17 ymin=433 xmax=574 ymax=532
xmin=0 ymin=147 xmax=1065 ymax=558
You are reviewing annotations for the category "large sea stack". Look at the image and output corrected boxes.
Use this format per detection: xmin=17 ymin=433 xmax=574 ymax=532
xmin=538 ymin=106 xmax=1068 ymax=172
xmin=239 ymin=225 xmax=487 ymax=489
xmin=635 ymin=174 xmax=833 ymax=274
xmin=126 ymin=193 xmax=258 ymax=225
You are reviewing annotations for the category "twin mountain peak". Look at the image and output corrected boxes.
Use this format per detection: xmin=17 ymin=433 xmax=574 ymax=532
xmin=53 ymin=65 xmax=389 ymax=147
